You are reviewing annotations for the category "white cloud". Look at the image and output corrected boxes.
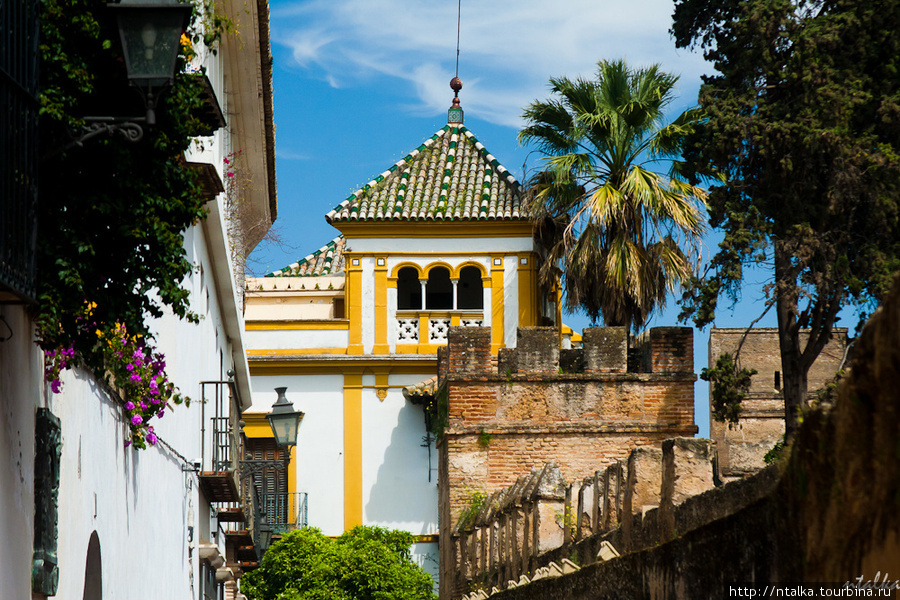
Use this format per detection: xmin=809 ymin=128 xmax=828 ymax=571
xmin=270 ymin=0 xmax=710 ymax=127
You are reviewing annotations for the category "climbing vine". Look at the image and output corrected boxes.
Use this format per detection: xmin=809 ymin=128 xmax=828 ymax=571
xmin=36 ymin=0 xmax=232 ymax=448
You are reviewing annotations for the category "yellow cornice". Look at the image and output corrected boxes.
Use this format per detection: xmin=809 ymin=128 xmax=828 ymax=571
xmin=246 ymin=320 xmax=350 ymax=331
xmin=248 ymin=348 xmax=349 ymax=356
xmin=334 ymin=221 xmax=534 ymax=238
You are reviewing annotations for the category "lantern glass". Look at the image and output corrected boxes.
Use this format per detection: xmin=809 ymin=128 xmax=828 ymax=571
xmin=111 ymin=3 xmax=192 ymax=88
xmin=266 ymin=387 xmax=303 ymax=448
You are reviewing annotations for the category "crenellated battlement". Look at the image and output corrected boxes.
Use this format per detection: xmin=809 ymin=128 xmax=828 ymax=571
xmin=436 ymin=325 xmax=698 ymax=598
xmin=437 ymin=326 xmax=693 ymax=382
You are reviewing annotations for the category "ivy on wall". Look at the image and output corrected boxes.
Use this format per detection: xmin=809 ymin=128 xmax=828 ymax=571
xmin=36 ymin=0 xmax=232 ymax=448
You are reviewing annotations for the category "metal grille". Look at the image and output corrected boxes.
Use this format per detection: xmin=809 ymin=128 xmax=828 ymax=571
xmin=0 ymin=0 xmax=39 ymax=302
xmin=211 ymin=416 xmax=232 ymax=472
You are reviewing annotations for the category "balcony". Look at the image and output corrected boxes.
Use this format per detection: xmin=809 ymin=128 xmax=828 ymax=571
xmin=198 ymin=415 xmax=240 ymax=503
xmin=396 ymin=311 xmax=485 ymax=347
xmin=262 ymin=492 xmax=308 ymax=536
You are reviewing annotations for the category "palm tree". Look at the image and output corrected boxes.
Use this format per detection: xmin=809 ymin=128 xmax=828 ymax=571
xmin=519 ymin=59 xmax=707 ymax=332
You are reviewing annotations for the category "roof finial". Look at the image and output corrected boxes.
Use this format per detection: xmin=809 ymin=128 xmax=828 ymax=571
xmin=448 ymin=77 xmax=464 ymax=124
xmin=448 ymin=0 xmax=464 ymax=124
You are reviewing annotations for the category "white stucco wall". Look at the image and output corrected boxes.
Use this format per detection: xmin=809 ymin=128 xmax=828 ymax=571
xmin=350 ymin=236 xmax=533 ymax=254
xmin=361 ymin=377 xmax=438 ymax=534
xmin=0 ymin=200 xmax=251 ymax=599
xmin=504 ymin=255 xmax=520 ymax=347
xmin=360 ymin=257 xmax=376 ymax=353
xmin=248 ymin=375 xmax=346 ymax=536
xmin=0 ymin=305 xmax=41 ymax=600
xmin=245 ymin=328 xmax=349 ymax=350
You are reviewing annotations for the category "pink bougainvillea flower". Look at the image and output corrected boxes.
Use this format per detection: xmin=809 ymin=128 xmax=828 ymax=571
xmin=51 ymin=379 xmax=61 ymax=394
xmin=131 ymin=415 xmax=143 ymax=426
xmin=125 ymin=401 xmax=135 ymax=411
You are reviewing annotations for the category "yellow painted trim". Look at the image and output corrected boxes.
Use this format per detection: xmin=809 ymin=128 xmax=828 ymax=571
xmin=241 ymin=413 xmax=273 ymax=438
xmin=417 ymin=343 xmax=444 ymax=354
xmin=288 ymin=444 xmax=297 ymax=510
xmin=451 ymin=261 xmax=488 ymax=278
xmin=334 ymin=221 xmax=534 ymax=238
xmin=395 ymin=343 xmax=420 ymax=354
xmin=246 ymin=320 xmax=350 ymax=331
xmin=424 ymin=262 xmax=454 ymax=276
xmin=413 ymin=534 xmax=439 ymax=543
xmin=247 ymin=348 xmax=348 ymax=356
xmin=346 ymin=259 xmax=364 ymax=355
xmin=491 ymin=256 xmax=505 ymax=352
xmin=343 ymin=373 xmax=363 ymax=530
xmin=389 ymin=262 xmax=425 ymax=279
xmin=373 ymin=261 xmax=389 ymax=354
xmin=517 ymin=253 xmax=538 ymax=328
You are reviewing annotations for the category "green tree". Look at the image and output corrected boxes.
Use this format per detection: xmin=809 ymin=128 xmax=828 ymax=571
xmin=672 ymin=0 xmax=900 ymax=438
xmin=518 ymin=59 xmax=707 ymax=331
xmin=241 ymin=526 xmax=437 ymax=600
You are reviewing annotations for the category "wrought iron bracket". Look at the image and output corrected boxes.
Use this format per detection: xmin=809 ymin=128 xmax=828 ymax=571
xmin=239 ymin=458 xmax=289 ymax=481
xmin=71 ymin=117 xmax=146 ymax=146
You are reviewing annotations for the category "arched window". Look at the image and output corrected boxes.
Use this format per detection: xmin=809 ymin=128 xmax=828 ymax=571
xmin=457 ymin=266 xmax=483 ymax=309
xmin=397 ymin=267 xmax=421 ymax=310
xmin=425 ymin=267 xmax=453 ymax=309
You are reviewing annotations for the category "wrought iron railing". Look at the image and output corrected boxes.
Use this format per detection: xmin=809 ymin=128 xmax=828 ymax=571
xmin=0 ymin=0 xmax=40 ymax=303
xmin=211 ymin=416 xmax=235 ymax=472
xmin=259 ymin=492 xmax=308 ymax=533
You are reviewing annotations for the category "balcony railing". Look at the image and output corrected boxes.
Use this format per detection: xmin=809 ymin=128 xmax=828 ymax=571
xmin=396 ymin=311 xmax=484 ymax=345
xmin=260 ymin=492 xmax=308 ymax=534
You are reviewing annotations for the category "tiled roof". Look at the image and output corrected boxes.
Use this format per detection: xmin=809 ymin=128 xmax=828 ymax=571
xmin=325 ymin=125 xmax=525 ymax=223
xmin=268 ymin=236 xmax=345 ymax=277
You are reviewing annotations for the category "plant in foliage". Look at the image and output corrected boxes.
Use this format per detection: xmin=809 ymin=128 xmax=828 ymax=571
xmin=700 ymin=353 xmax=757 ymax=425
xmin=240 ymin=526 xmax=437 ymax=600
xmin=37 ymin=0 xmax=232 ymax=447
xmin=672 ymin=0 xmax=900 ymax=438
xmin=518 ymin=59 xmax=707 ymax=332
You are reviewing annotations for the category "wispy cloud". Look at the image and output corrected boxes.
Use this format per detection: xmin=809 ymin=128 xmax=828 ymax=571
xmin=270 ymin=0 xmax=709 ymax=127
xmin=276 ymin=149 xmax=311 ymax=161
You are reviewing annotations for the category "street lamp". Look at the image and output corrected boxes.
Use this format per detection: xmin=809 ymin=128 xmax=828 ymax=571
xmin=56 ymin=0 xmax=192 ymax=154
xmin=266 ymin=387 xmax=303 ymax=449
xmin=108 ymin=1 xmax=192 ymax=126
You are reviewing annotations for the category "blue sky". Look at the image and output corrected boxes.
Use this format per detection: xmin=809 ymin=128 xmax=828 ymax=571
xmin=248 ymin=0 xmax=784 ymax=437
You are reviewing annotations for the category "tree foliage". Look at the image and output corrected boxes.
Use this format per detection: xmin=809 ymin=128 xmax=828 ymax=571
xmin=701 ymin=353 xmax=757 ymax=424
xmin=518 ymin=60 xmax=707 ymax=331
xmin=673 ymin=0 xmax=900 ymax=436
xmin=36 ymin=0 xmax=227 ymax=444
xmin=240 ymin=526 xmax=437 ymax=600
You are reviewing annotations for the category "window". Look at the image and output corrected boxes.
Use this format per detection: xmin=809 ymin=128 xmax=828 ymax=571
xmin=397 ymin=267 xmax=421 ymax=310
xmin=425 ymin=267 xmax=452 ymax=309
xmin=245 ymin=437 xmax=289 ymax=528
xmin=457 ymin=266 xmax=483 ymax=309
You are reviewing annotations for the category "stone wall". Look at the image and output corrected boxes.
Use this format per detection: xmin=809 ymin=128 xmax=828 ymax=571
xmin=437 ymin=326 xmax=697 ymax=599
xmin=468 ymin=276 xmax=900 ymax=600
xmin=708 ymin=328 xmax=848 ymax=480
xmin=449 ymin=437 xmax=724 ymax=598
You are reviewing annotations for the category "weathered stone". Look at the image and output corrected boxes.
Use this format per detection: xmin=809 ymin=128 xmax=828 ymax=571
xmin=583 ymin=327 xmax=627 ymax=373
xmin=516 ymin=327 xmax=559 ymax=373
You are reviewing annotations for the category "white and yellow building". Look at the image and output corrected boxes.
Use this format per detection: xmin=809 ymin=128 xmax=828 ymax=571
xmin=243 ymin=100 xmax=563 ymax=578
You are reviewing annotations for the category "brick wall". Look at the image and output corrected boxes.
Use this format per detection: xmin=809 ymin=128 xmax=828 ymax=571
xmin=437 ymin=326 xmax=698 ymax=599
